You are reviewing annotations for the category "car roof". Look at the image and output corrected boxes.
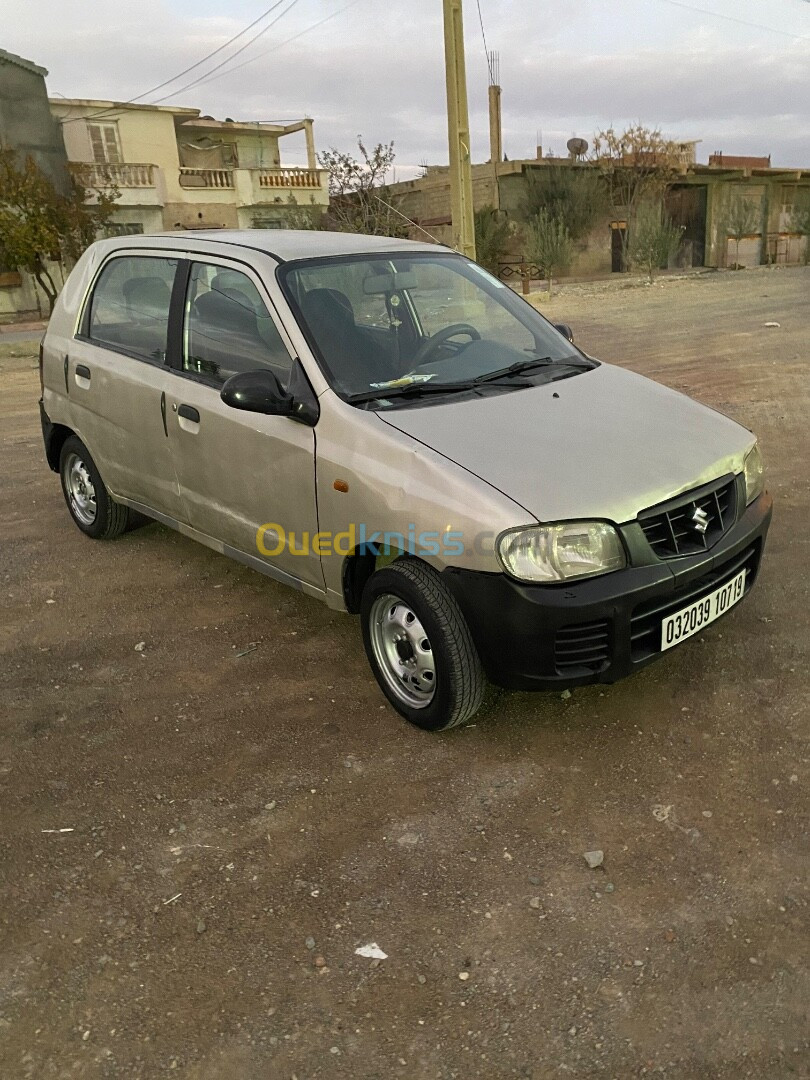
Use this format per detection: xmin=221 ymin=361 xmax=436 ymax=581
xmin=112 ymin=229 xmax=450 ymax=264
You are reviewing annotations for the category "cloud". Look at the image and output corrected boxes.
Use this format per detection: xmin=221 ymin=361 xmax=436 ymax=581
xmin=4 ymin=0 xmax=808 ymax=167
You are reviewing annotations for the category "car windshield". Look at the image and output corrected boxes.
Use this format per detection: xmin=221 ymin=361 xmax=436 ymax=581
xmin=279 ymin=252 xmax=593 ymax=407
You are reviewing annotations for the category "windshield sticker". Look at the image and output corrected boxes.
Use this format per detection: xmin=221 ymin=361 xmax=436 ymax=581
xmin=369 ymin=374 xmax=437 ymax=390
xmin=468 ymin=262 xmax=506 ymax=288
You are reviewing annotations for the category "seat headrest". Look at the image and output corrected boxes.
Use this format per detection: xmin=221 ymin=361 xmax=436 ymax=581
xmin=301 ymin=288 xmax=355 ymax=329
xmin=192 ymin=288 xmax=260 ymax=338
xmin=122 ymin=276 xmax=171 ymax=316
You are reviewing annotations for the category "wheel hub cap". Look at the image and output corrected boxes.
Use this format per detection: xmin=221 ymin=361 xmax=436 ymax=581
xmin=64 ymin=453 xmax=97 ymax=526
xmin=369 ymin=593 xmax=436 ymax=709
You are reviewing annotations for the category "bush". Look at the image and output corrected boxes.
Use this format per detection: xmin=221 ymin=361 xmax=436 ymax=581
xmin=526 ymin=210 xmax=573 ymax=296
xmin=627 ymin=207 xmax=683 ymax=282
xmin=474 ymin=205 xmax=511 ymax=275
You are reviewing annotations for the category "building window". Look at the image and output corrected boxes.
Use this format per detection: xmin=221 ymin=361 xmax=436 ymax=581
xmin=252 ymin=218 xmax=283 ymax=230
xmin=88 ymin=122 xmax=123 ymax=165
xmin=103 ymin=223 xmax=145 ymax=237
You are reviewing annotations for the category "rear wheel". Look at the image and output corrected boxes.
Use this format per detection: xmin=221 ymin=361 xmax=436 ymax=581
xmin=361 ymin=558 xmax=486 ymax=731
xmin=59 ymin=436 xmax=129 ymax=540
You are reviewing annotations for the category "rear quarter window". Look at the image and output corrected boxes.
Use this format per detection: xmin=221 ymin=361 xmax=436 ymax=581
xmin=84 ymin=255 xmax=177 ymax=363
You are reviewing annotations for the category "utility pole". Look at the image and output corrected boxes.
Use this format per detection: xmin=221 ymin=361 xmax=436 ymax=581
xmin=487 ymin=49 xmax=502 ymax=211
xmin=442 ymin=0 xmax=476 ymax=259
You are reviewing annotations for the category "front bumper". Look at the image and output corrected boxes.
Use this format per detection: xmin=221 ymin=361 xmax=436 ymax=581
xmin=442 ymin=490 xmax=773 ymax=690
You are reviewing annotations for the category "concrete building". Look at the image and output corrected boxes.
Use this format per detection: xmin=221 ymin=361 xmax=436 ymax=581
xmin=0 ymin=50 xmax=71 ymax=318
xmin=51 ymin=98 xmax=329 ymax=236
xmin=0 ymin=49 xmax=68 ymax=187
xmin=388 ymin=147 xmax=810 ymax=280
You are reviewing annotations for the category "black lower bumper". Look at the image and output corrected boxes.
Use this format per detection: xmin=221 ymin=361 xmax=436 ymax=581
xmin=442 ymin=492 xmax=773 ymax=691
xmin=40 ymin=400 xmax=59 ymax=472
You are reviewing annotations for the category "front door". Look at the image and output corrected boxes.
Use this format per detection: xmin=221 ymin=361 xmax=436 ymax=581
xmin=69 ymin=252 xmax=187 ymax=521
xmin=165 ymin=258 xmax=323 ymax=591
xmin=610 ymin=224 xmax=627 ymax=273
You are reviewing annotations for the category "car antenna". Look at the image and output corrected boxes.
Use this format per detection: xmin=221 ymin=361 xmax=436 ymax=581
xmin=371 ymin=195 xmax=443 ymax=245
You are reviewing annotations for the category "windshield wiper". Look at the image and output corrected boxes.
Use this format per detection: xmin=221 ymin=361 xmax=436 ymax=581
xmin=473 ymin=355 xmax=592 ymax=384
xmin=346 ymin=354 xmax=594 ymax=405
xmin=347 ymin=380 xmax=479 ymax=404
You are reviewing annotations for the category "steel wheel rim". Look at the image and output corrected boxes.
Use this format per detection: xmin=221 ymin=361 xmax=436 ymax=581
xmin=64 ymin=452 xmax=97 ymax=526
xmin=369 ymin=593 xmax=436 ymax=709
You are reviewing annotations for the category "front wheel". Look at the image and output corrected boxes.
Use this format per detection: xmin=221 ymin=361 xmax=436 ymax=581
xmin=361 ymin=558 xmax=486 ymax=731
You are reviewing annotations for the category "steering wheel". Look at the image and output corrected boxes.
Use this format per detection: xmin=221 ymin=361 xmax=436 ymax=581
xmin=411 ymin=322 xmax=481 ymax=368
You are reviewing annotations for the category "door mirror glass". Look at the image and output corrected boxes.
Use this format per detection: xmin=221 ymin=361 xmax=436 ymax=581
xmin=553 ymin=322 xmax=574 ymax=343
xmin=220 ymin=369 xmax=293 ymax=416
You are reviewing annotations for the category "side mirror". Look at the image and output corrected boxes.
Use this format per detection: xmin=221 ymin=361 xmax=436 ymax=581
xmin=220 ymin=369 xmax=294 ymax=416
xmin=553 ymin=323 xmax=574 ymax=343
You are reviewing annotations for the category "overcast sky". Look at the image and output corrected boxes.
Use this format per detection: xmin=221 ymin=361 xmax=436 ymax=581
xmin=5 ymin=0 xmax=810 ymax=175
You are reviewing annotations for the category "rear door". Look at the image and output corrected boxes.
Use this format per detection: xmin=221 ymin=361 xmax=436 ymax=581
xmin=164 ymin=257 xmax=323 ymax=590
xmin=69 ymin=252 xmax=187 ymax=520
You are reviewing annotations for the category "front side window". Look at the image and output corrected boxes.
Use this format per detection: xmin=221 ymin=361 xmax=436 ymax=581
xmin=281 ymin=253 xmax=592 ymax=407
xmin=182 ymin=263 xmax=293 ymax=386
xmin=86 ymin=255 xmax=176 ymax=363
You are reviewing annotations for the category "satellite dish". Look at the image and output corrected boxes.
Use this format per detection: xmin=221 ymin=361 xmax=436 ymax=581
xmin=567 ymin=137 xmax=589 ymax=160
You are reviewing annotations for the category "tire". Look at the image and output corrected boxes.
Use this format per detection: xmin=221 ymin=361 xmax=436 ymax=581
xmin=361 ymin=557 xmax=486 ymax=731
xmin=59 ymin=435 xmax=129 ymax=540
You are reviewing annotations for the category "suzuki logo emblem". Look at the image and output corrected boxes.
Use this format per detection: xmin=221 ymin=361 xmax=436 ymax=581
xmin=691 ymin=505 xmax=710 ymax=534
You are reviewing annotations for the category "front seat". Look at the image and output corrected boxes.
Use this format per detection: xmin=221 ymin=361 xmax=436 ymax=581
xmin=300 ymin=288 xmax=382 ymax=389
xmin=189 ymin=288 xmax=265 ymax=380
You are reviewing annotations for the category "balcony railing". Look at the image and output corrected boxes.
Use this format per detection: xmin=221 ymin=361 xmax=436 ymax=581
xmin=259 ymin=168 xmax=323 ymax=189
xmin=70 ymin=162 xmax=155 ymax=188
xmin=179 ymin=168 xmax=234 ymax=189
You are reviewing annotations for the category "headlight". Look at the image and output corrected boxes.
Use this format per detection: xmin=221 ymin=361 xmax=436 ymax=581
xmin=498 ymin=522 xmax=626 ymax=583
xmin=743 ymin=443 xmax=764 ymax=505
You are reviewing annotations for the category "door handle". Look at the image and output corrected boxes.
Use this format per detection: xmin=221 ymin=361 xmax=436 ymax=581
xmin=75 ymin=364 xmax=91 ymax=379
xmin=178 ymin=404 xmax=200 ymax=423
xmin=160 ymin=391 xmax=168 ymax=436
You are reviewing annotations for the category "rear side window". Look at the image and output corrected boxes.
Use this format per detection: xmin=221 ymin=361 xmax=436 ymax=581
xmin=86 ymin=255 xmax=177 ymax=363
xmin=182 ymin=262 xmax=293 ymax=385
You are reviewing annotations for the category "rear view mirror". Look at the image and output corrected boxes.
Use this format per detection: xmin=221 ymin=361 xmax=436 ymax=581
xmin=221 ymin=369 xmax=293 ymax=416
xmin=553 ymin=323 xmax=574 ymax=343
xmin=363 ymin=270 xmax=419 ymax=295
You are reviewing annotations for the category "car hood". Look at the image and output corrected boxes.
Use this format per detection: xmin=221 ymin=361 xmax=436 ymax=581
xmin=377 ymin=362 xmax=755 ymax=524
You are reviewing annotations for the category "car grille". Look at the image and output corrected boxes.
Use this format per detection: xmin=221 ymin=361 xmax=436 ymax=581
xmin=554 ymin=619 xmax=610 ymax=676
xmin=629 ymin=542 xmax=760 ymax=661
xmin=638 ymin=477 xmax=737 ymax=559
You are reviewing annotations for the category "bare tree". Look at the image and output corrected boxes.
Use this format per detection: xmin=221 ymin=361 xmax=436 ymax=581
xmin=592 ymin=125 xmax=683 ymax=265
xmin=283 ymin=193 xmax=323 ymax=230
xmin=722 ymin=193 xmax=760 ymax=269
xmin=319 ymin=137 xmax=408 ymax=237
xmin=627 ymin=205 xmax=684 ymax=282
xmin=526 ymin=210 xmax=573 ymax=297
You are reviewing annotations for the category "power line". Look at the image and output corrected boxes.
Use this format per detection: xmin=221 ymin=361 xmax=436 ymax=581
xmin=171 ymin=0 xmax=367 ymax=93
xmin=656 ymin=0 xmax=810 ymax=42
xmin=475 ymin=0 xmax=494 ymax=83
xmin=127 ymin=0 xmax=294 ymax=105
xmin=145 ymin=0 xmax=304 ymax=105
xmin=60 ymin=0 xmax=301 ymax=124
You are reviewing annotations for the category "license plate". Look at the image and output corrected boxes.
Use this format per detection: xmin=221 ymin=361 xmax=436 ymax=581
xmin=661 ymin=569 xmax=747 ymax=652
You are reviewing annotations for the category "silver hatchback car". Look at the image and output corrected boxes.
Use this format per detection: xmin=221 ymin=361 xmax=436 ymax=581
xmin=40 ymin=231 xmax=772 ymax=730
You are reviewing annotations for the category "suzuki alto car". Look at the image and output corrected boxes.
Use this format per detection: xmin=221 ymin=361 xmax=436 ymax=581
xmin=39 ymin=231 xmax=772 ymax=730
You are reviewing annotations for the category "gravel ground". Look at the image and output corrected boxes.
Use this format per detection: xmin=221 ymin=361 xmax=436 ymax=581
xmin=0 ymin=266 xmax=808 ymax=1079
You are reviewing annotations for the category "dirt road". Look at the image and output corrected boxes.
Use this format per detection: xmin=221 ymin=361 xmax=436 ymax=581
xmin=1 ymin=267 xmax=807 ymax=1078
